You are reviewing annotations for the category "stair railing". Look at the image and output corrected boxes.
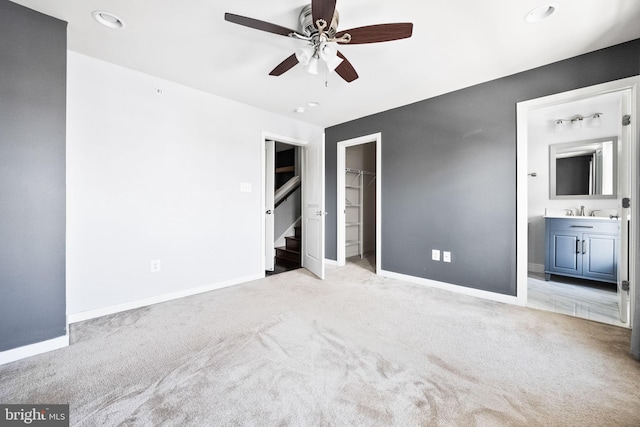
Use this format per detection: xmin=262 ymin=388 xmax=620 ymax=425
xmin=274 ymin=175 xmax=301 ymax=208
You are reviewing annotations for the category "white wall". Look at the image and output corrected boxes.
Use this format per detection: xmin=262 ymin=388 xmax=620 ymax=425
xmin=67 ymin=52 xmax=322 ymax=317
xmin=527 ymin=92 xmax=623 ymax=267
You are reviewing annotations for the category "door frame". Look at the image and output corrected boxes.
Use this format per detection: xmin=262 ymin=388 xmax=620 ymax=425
xmin=261 ymin=132 xmax=309 ymax=276
xmin=336 ymin=133 xmax=382 ymax=273
xmin=516 ymin=77 xmax=639 ymax=327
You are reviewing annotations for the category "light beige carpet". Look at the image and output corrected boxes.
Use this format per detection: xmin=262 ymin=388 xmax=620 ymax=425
xmin=1 ymin=258 xmax=639 ymax=426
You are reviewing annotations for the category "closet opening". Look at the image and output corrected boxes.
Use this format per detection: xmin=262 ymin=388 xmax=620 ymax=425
xmin=337 ymin=133 xmax=381 ymax=274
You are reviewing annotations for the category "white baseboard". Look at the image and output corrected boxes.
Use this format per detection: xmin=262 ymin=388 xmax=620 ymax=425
xmin=379 ymin=270 xmax=519 ymax=305
xmin=0 ymin=334 xmax=69 ymax=366
xmin=528 ymin=263 xmax=545 ymax=273
xmin=68 ymin=273 xmax=263 ymax=324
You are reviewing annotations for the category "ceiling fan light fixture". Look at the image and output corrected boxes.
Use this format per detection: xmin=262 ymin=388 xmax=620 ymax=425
xmin=307 ymin=56 xmax=320 ymax=75
xmin=319 ymin=42 xmax=343 ymax=73
xmin=296 ymin=45 xmax=314 ymax=65
xmin=524 ymin=4 xmax=558 ymax=23
xmin=92 ymin=10 xmax=125 ymax=29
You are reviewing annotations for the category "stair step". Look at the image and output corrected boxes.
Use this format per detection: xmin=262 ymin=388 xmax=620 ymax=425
xmin=275 ymin=247 xmax=300 ymax=262
xmin=274 ymin=257 xmax=301 ymax=269
xmin=285 ymin=235 xmax=300 ymax=252
xmin=294 ymin=226 xmax=301 ymax=238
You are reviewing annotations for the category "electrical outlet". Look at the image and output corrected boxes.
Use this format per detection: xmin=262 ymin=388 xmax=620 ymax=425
xmin=443 ymin=251 xmax=451 ymax=263
xmin=432 ymin=249 xmax=441 ymax=261
xmin=150 ymin=259 xmax=161 ymax=272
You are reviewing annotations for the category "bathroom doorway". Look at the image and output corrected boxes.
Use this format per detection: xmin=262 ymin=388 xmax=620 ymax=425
xmin=517 ymin=78 xmax=639 ymax=327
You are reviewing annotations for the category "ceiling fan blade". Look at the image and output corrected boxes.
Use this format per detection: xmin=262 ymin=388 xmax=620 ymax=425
xmin=269 ymin=54 xmax=299 ymax=76
xmin=337 ymin=23 xmax=413 ymax=44
xmin=225 ymin=13 xmax=298 ymax=37
xmin=335 ymin=52 xmax=359 ymax=83
xmin=311 ymin=0 xmax=337 ymax=29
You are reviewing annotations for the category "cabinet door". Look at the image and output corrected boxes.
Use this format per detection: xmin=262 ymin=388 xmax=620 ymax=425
xmin=548 ymin=231 xmax=581 ymax=275
xmin=583 ymin=233 xmax=618 ymax=283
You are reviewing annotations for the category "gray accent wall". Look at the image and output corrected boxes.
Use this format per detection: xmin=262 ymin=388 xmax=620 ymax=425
xmin=0 ymin=1 xmax=67 ymax=351
xmin=326 ymin=39 xmax=640 ymax=296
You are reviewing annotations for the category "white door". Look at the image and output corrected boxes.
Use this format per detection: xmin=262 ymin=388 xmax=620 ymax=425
xmin=265 ymin=140 xmax=275 ymax=271
xmin=617 ymin=92 xmax=633 ymax=323
xmin=302 ymin=133 xmax=325 ymax=279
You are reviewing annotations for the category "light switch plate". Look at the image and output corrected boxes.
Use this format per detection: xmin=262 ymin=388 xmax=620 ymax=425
xmin=240 ymin=183 xmax=252 ymax=193
xmin=443 ymin=251 xmax=451 ymax=263
xmin=432 ymin=249 xmax=441 ymax=261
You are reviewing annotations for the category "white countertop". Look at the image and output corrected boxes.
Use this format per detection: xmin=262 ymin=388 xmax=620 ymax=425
xmin=543 ymin=215 xmax=620 ymax=221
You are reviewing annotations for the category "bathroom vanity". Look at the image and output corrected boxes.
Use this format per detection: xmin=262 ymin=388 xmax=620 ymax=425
xmin=544 ymin=216 xmax=619 ymax=284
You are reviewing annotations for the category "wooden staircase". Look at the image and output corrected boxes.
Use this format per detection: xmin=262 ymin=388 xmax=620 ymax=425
xmin=274 ymin=226 xmax=301 ymax=271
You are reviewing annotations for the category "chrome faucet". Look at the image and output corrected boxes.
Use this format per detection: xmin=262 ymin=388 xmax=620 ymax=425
xmin=579 ymin=205 xmax=585 ymax=216
xmin=565 ymin=209 xmax=574 ymax=216
xmin=590 ymin=210 xmax=601 ymax=217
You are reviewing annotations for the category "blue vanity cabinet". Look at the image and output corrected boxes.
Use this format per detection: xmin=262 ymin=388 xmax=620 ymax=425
xmin=545 ymin=218 xmax=619 ymax=284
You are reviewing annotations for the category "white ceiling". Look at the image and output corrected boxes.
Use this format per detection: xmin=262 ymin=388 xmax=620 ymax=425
xmin=10 ymin=0 xmax=640 ymax=127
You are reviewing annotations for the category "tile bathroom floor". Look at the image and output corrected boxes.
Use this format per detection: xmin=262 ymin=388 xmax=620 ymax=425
xmin=528 ymin=272 xmax=628 ymax=328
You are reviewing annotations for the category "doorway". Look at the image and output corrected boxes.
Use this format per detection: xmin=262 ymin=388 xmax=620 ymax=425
xmin=265 ymin=140 xmax=302 ymax=275
xmin=262 ymin=131 xmax=326 ymax=279
xmin=337 ymin=133 xmax=381 ymax=273
xmin=516 ymin=78 xmax=639 ymax=327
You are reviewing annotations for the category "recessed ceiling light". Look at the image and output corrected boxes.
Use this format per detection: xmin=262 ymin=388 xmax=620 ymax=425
xmin=294 ymin=107 xmax=305 ymax=114
xmin=524 ymin=4 xmax=558 ymax=23
xmin=307 ymin=101 xmax=320 ymax=108
xmin=92 ymin=10 xmax=125 ymax=29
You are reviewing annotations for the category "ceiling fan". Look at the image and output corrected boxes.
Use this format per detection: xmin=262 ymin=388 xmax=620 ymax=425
xmin=224 ymin=0 xmax=413 ymax=82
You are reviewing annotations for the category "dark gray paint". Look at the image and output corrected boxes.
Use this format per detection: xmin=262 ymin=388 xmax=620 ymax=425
xmin=326 ymin=39 xmax=640 ymax=296
xmin=0 ymin=1 xmax=67 ymax=351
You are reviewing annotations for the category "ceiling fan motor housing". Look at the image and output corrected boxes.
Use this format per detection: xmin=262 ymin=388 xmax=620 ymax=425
xmin=300 ymin=4 xmax=339 ymax=38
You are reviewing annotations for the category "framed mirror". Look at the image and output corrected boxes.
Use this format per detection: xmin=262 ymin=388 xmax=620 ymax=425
xmin=549 ymin=137 xmax=617 ymax=199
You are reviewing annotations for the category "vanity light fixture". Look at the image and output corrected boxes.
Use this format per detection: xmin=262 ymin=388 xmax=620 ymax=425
xmin=92 ymin=10 xmax=125 ymax=29
xmin=554 ymin=113 xmax=603 ymax=132
xmin=571 ymin=116 xmax=583 ymax=130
